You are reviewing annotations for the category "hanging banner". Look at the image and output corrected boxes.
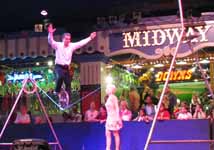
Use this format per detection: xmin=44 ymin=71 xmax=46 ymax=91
xmin=103 ymin=16 xmax=214 ymax=59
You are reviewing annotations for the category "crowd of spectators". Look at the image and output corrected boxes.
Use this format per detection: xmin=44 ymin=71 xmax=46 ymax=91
xmin=58 ymin=85 xmax=213 ymax=124
xmin=76 ymin=85 xmax=213 ymax=124
xmin=0 ymin=81 xmax=214 ymax=125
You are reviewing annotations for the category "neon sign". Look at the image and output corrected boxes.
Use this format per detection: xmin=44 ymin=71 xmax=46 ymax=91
xmin=155 ymin=70 xmax=192 ymax=82
xmin=7 ymin=72 xmax=43 ymax=82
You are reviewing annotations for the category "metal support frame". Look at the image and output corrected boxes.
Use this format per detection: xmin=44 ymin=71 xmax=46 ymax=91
xmin=0 ymin=78 xmax=63 ymax=150
xmin=144 ymin=0 xmax=214 ymax=149
xmin=144 ymin=0 xmax=185 ymax=149
xmin=150 ymin=140 xmax=214 ymax=144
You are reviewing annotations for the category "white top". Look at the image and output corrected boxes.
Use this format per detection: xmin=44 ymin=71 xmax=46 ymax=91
xmin=177 ymin=112 xmax=192 ymax=120
xmin=84 ymin=109 xmax=99 ymax=122
xmin=105 ymin=94 xmax=123 ymax=131
xmin=120 ymin=109 xmax=132 ymax=121
xmin=106 ymin=94 xmax=121 ymax=122
xmin=48 ymin=33 xmax=91 ymax=65
xmin=134 ymin=116 xmax=145 ymax=122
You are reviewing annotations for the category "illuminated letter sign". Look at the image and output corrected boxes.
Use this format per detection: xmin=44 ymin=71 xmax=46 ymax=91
xmin=7 ymin=72 xmax=43 ymax=82
xmin=108 ymin=21 xmax=214 ymax=59
xmin=121 ymin=26 xmax=211 ymax=49
xmin=155 ymin=70 xmax=192 ymax=82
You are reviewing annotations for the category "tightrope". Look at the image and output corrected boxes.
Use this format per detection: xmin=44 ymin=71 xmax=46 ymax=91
xmin=34 ymin=81 xmax=100 ymax=111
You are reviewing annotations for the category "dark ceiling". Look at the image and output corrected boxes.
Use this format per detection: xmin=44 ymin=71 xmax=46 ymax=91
xmin=0 ymin=0 xmax=213 ymax=36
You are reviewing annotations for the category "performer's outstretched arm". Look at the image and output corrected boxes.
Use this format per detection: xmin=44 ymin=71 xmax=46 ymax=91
xmin=72 ymin=32 xmax=96 ymax=51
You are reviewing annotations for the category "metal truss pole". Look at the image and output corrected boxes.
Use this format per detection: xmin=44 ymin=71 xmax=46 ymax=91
xmin=144 ymin=0 xmax=185 ymax=149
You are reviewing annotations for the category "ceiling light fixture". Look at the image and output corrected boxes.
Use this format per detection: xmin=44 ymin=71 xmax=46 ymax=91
xmin=41 ymin=10 xmax=48 ymax=16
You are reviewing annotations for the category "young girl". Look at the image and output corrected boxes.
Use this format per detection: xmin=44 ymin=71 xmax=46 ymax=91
xmin=133 ymin=108 xmax=152 ymax=123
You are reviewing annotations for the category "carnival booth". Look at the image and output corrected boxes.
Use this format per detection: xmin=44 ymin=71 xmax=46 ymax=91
xmin=0 ymin=12 xmax=214 ymax=149
xmin=97 ymin=13 xmax=214 ymax=102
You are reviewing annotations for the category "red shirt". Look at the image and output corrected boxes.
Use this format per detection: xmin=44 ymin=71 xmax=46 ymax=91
xmin=157 ymin=110 xmax=170 ymax=120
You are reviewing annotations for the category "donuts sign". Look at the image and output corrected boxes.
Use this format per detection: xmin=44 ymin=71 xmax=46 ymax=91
xmin=155 ymin=70 xmax=192 ymax=82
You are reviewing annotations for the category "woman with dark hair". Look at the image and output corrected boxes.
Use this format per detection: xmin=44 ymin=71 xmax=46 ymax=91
xmin=97 ymin=105 xmax=107 ymax=123
xmin=157 ymin=103 xmax=170 ymax=120
xmin=193 ymin=103 xmax=206 ymax=119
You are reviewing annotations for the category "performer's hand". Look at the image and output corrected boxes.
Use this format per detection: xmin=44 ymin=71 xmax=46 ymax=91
xmin=90 ymin=32 xmax=96 ymax=40
xmin=48 ymin=24 xmax=56 ymax=33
